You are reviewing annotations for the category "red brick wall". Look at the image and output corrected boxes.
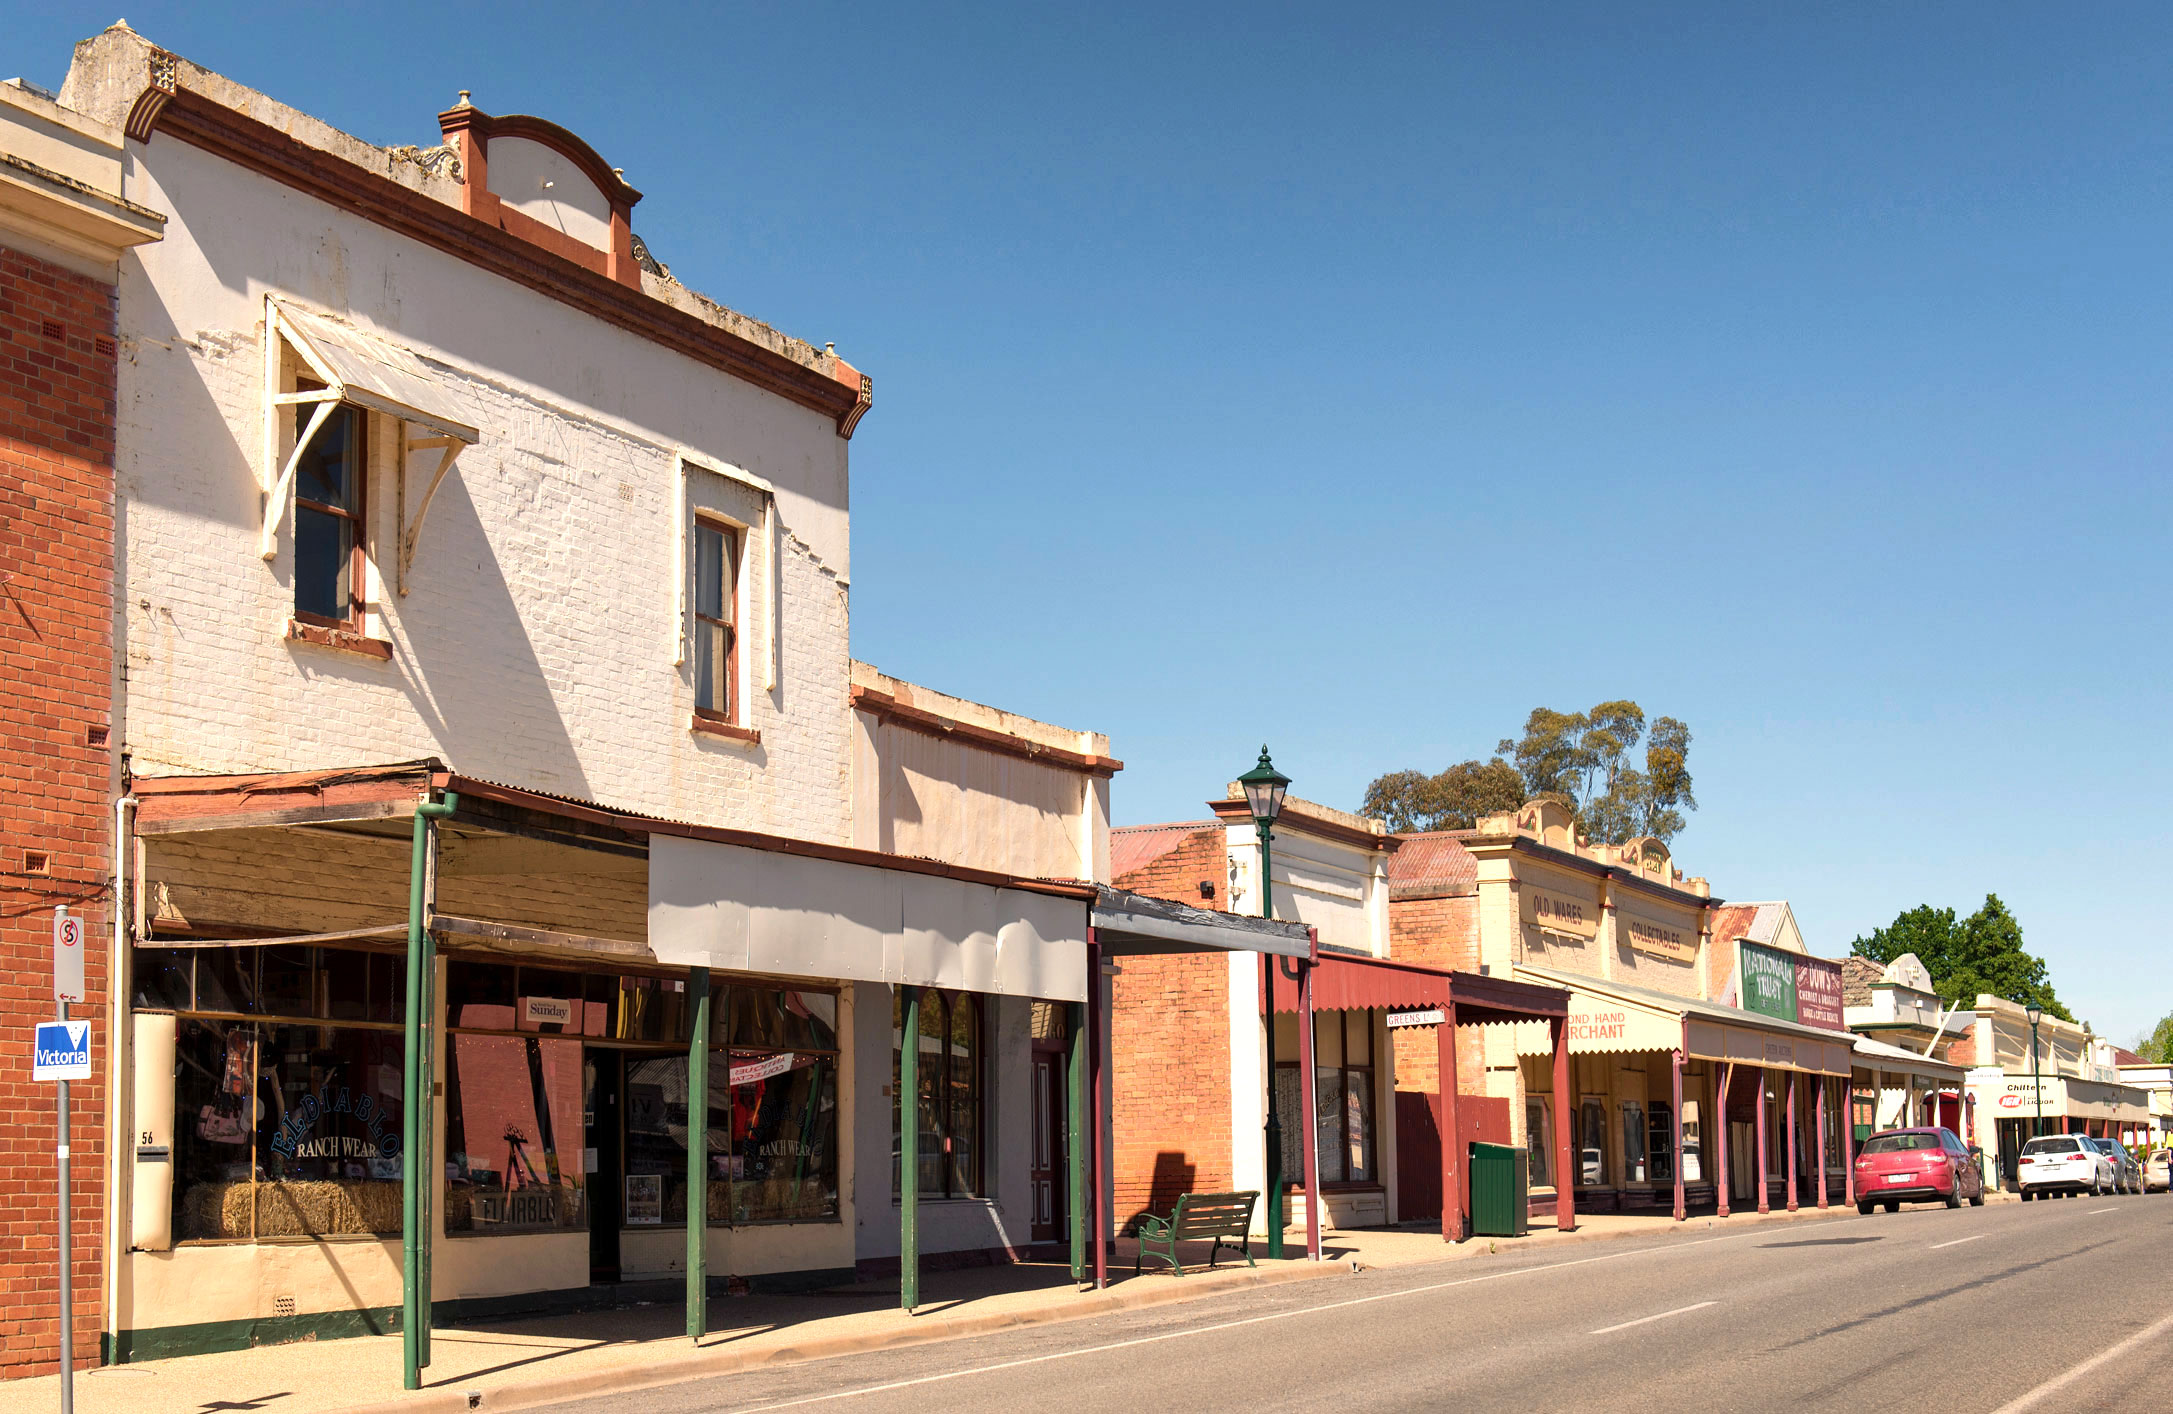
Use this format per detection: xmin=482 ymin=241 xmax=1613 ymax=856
xmin=1386 ymin=894 xmax=1483 ymax=1096
xmin=1109 ymin=829 xmax=1235 ymax=1221
xmin=0 ymin=244 xmax=117 ymax=1378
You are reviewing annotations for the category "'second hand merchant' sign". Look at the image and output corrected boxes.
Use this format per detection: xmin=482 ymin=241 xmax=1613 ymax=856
xmin=1740 ymin=939 xmax=1846 ymax=1030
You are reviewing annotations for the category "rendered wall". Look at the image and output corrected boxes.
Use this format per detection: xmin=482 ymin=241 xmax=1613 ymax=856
xmin=115 ymin=136 xmax=854 ymax=842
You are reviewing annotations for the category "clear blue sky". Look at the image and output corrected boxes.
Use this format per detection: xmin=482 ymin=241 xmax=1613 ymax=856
xmin=18 ymin=4 xmax=2171 ymax=1043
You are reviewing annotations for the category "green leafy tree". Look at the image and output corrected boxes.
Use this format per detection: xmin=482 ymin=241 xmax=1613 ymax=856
xmin=1360 ymin=757 xmax=1527 ymax=833
xmin=1365 ymin=700 xmax=1697 ymax=843
xmin=2133 ymin=1013 xmax=2173 ymax=1064
xmin=1851 ymin=894 xmax=2070 ymax=1020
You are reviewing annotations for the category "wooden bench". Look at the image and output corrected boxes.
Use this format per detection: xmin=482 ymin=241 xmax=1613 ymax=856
xmin=1134 ymin=1191 xmax=1259 ymax=1276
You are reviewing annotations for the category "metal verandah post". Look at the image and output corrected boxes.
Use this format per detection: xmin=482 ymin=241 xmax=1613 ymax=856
xmin=1089 ymin=934 xmax=1109 ymax=1291
xmin=1069 ymin=998 xmax=1087 ymax=1283
xmin=1843 ymin=1072 xmax=1857 ymax=1208
xmin=1816 ymin=1075 xmax=1830 ymax=1210
xmin=1671 ymin=1049 xmax=1685 ymax=1223
xmin=900 ymin=986 xmax=921 ymax=1312
xmin=687 ymin=968 xmax=712 ymax=1341
xmin=1755 ymin=1067 xmax=1771 ymax=1215
xmin=1786 ymin=1071 xmax=1800 ymax=1212
xmin=1716 ymin=1061 xmax=1733 ymax=1218
xmin=1439 ymin=1002 xmax=1463 ymax=1242
xmin=1550 ymin=1014 xmax=1575 ymax=1234
xmin=1298 ymin=946 xmax=1320 ymax=1262
xmin=402 ymin=790 xmax=457 ymax=1392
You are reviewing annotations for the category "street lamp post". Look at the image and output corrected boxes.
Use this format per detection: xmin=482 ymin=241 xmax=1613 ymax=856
xmin=1240 ymin=747 xmax=1291 ymax=1260
xmin=2025 ymin=1003 xmax=2044 ymax=1141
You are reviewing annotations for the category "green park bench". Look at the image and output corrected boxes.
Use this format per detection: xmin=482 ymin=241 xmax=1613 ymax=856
xmin=1133 ymin=1190 xmax=1259 ymax=1276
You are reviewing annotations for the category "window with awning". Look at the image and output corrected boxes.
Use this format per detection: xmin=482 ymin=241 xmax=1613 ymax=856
xmin=261 ymin=298 xmax=480 ymax=596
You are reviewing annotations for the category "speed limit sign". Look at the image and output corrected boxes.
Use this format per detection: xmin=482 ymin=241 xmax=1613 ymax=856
xmin=53 ymin=906 xmax=85 ymax=1003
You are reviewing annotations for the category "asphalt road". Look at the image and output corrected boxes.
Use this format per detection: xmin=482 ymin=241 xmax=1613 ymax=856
xmin=552 ymin=1194 xmax=2173 ymax=1413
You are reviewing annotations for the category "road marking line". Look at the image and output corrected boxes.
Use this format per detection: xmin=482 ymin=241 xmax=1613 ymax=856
xmin=726 ymin=1229 xmax=1800 ymax=1412
xmin=1589 ymin=1300 xmax=1715 ymax=1335
xmin=2087 ymin=1207 xmax=2118 ymax=1214
xmin=1990 ymin=1309 xmax=2173 ymax=1414
xmin=1928 ymin=1235 xmax=1985 ymax=1250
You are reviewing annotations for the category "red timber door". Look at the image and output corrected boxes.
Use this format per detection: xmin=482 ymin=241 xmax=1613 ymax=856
xmin=1029 ymin=1050 xmax=1065 ymax=1243
xmin=1394 ymin=1089 xmax=1511 ymax=1221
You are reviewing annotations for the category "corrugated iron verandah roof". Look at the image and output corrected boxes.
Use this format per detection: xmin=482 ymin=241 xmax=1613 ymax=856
xmin=1268 ymin=949 xmax=1569 ymax=1026
xmin=129 ymin=759 xmax=1096 ymax=902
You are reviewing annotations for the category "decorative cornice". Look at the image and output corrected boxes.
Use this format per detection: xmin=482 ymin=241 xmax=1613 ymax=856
xmin=1207 ymin=798 xmax=1398 ymax=853
xmin=121 ymin=47 xmax=177 ymax=142
xmin=134 ymin=85 xmax=870 ymax=436
xmin=852 ymin=684 xmax=1122 ymax=777
xmin=437 ymin=106 xmax=643 ymax=208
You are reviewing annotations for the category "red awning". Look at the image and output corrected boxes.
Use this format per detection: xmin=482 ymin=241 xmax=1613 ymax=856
xmin=1268 ymin=951 xmax=1567 ymax=1025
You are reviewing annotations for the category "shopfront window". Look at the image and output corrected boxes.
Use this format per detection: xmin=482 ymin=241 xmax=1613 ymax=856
xmin=1620 ymin=1101 xmax=1649 ymax=1184
xmin=446 ymin=960 xmax=836 ymax=1231
xmin=1681 ymin=1099 xmax=1703 ymax=1182
xmin=892 ymin=988 xmax=983 ymax=1199
xmin=1647 ymin=1101 xmax=1674 ymax=1184
xmin=1578 ymin=1097 xmax=1608 ymax=1187
xmin=445 ymin=1033 xmax=586 ymax=1233
xmin=144 ymin=945 xmax=407 ymax=1243
xmin=1526 ymin=1098 xmax=1552 ymax=1188
xmin=1276 ymin=1010 xmax=1377 ymax=1187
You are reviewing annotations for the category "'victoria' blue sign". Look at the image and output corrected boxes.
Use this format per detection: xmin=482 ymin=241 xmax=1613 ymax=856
xmin=33 ymin=1021 xmax=92 ymax=1081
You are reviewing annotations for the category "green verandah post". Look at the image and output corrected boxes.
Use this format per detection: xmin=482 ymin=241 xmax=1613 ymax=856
xmin=687 ymin=967 xmax=713 ymax=1342
xmin=1069 ymin=1000 xmax=1087 ymax=1282
xmin=899 ymin=987 xmax=922 ymax=1312
xmin=402 ymin=790 xmax=458 ymax=1393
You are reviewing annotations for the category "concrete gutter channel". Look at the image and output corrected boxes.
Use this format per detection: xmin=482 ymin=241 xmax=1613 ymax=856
xmin=333 ymin=1201 xmax=1924 ymax=1414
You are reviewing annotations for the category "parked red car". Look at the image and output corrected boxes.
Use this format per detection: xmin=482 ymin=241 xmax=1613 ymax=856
xmin=1853 ymin=1126 xmax=1985 ymax=1213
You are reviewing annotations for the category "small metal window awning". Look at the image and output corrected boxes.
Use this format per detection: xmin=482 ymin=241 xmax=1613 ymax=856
xmin=261 ymin=298 xmax=480 ymax=593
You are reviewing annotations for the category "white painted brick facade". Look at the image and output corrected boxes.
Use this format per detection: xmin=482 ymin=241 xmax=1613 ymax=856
xmin=116 ymin=139 xmax=856 ymax=842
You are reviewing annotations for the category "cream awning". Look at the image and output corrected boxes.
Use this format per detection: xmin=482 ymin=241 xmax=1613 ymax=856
xmin=1511 ymin=964 xmax=1855 ymax=1076
xmin=647 ymin=833 xmax=1088 ymax=1001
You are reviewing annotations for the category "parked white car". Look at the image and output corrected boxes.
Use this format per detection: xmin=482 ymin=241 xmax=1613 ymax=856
xmin=2017 ymin=1134 xmax=2114 ymax=1199
xmin=2146 ymin=1149 xmax=2171 ymax=1193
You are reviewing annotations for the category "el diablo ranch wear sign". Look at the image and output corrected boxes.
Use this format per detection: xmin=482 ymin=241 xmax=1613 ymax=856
xmin=1739 ymin=940 xmax=1845 ymax=1030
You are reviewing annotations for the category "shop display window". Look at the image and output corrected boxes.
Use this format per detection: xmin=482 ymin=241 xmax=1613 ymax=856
xmin=1525 ymin=1098 xmax=1552 ymax=1188
xmin=1647 ymin=1101 xmax=1674 ymax=1184
xmin=1620 ymin=1101 xmax=1649 ymax=1183
xmin=1578 ymin=1097 xmax=1608 ymax=1187
xmin=146 ymin=945 xmax=407 ymax=1243
xmin=445 ymin=1033 xmax=586 ymax=1233
xmin=1278 ymin=1010 xmax=1378 ymax=1187
xmin=727 ymin=1048 xmax=839 ymax=1223
xmin=892 ymin=988 xmax=983 ymax=1200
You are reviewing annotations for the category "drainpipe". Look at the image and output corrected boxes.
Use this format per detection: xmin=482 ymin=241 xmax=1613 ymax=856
xmin=103 ymin=790 xmax=136 ymax=1364
xmin=686 ymin=968 xmax=712 ymax=1342
xmin=402 ymin=789 xmax=458 ymax=1392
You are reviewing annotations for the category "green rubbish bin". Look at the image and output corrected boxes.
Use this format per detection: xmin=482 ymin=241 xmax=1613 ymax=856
xmin=1469 ymin=1142 xmax=1529 ymax=1238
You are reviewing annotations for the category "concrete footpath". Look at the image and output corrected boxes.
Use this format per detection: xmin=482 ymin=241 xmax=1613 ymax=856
xmin=0 ymin=1201 xmax=1955 ymax=1414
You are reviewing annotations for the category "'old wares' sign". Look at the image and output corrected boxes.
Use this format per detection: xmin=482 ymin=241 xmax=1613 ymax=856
xmin=1521 ymin=886 xmax=1598 ymax=939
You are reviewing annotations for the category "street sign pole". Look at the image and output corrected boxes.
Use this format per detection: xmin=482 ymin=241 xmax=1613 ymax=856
xmin=51 ymin=902 xmax=85 ymax=1414
xmin=58 ymin=993 xmax=72 ymax=1414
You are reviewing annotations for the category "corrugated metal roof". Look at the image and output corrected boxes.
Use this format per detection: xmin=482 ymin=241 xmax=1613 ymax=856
xmin=1386 ymin=830 xmax=1477 ymax=896
xmin=1109 ymin=820 xmax=1217 ymax=881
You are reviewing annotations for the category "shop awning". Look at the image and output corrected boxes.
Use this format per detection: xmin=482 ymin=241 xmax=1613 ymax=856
xmin=649 ymin=833 xmax=1089 ymax=1001
xmin=1090 ymin=886 xmax=1311 ymax=959
xmin=1266 ymin=950 xmax=1569 ymax=1025
xmin=1513 ymin=964 xmax=1856 ymax=1076
xmin=1852 ymin=1035 xmax=1968 ymax=1082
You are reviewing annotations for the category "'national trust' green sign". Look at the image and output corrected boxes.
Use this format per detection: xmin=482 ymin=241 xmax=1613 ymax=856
xmin=1740 ymin=940 xmax=1798 ymax=1022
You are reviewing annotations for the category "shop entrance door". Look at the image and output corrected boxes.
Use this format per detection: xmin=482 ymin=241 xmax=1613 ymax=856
xmin=1728 ymin=1121 xmax=1755 ymax=1204
xmin=587 ymin=1052 xmax=622 ymax=1282
xmin=1028 ymin=1050 xmax=1066 ymax=1244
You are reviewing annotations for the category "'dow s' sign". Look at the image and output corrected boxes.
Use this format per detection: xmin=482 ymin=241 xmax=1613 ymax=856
xmin=33 ymin=1021 xmax=92 ymax=1081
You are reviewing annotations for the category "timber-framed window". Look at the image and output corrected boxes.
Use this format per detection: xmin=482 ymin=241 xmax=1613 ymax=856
xmin=892 ymin=988 xmax=984 ymax=1200
xmin=291 ymin=394 xmax=368 ymax=630
xmin=691 ymin=515 xmax=741 ymax=726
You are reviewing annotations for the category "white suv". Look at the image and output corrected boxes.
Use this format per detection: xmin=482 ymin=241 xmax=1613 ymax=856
xmin=2018 ymin=1134 xmax=2113 ymax=1200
